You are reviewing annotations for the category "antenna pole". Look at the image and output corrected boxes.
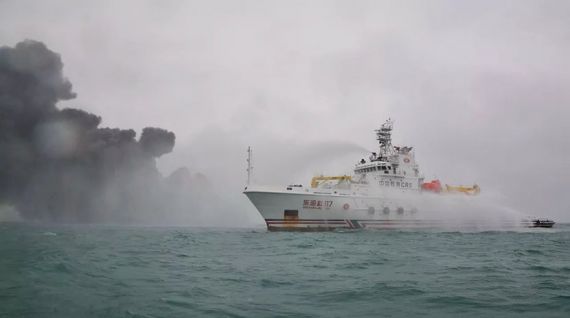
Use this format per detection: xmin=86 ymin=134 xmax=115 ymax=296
xmin=246 ymin=146 xmax=253 ymax=185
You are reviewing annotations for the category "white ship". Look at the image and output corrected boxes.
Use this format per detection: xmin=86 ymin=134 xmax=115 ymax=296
xmin=244 ymin=120 xmax=552 ymax=231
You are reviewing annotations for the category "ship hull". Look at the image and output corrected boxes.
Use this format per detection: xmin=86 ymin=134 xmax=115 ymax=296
xmin=263 ymin=218 xmax=464 ymax=231
xmin=245 ymin=188 xmax=443 ymax=231
xmin=244 ymin=188 xmax=409 ymax=231
xmin=244 ymin=188 xmax=540 ymax=231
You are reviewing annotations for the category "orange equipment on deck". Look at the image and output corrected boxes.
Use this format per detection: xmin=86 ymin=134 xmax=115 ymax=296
xmin=421 ymin=179 xmax=480 ymax=195
xmin=421 ymin=179 xmax=442 ymax=193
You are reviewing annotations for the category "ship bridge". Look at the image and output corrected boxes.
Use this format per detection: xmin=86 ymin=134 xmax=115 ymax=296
xmin=353 ymin=119 xmax=423 ymax=190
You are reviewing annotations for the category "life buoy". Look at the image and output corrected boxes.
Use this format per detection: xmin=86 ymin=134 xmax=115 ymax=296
xmin=343 ymin=203 xmax=350 ymax=210
xmin=403 ymin=157 xmax=410 ymax=163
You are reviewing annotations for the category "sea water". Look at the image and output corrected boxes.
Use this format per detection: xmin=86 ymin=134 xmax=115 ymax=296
xmin=1 ymin=222 xmax=569 ymax=317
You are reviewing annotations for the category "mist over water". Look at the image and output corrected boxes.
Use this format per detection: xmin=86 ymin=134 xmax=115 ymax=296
xmin=331 ymin=177 xmax=531 ymax=230
xmin=159 ymin=136 xmax=376 ymax=226
xmin=408 ymin=192 xmax=526 ymax=228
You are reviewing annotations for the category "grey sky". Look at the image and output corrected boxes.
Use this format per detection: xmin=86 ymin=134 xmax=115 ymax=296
xmin=1 ymin=0 xmax=568 ymax=223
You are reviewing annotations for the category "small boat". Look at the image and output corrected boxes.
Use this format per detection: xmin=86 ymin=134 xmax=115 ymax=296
xmin=529 ymin=219 xmax=555 ymax=228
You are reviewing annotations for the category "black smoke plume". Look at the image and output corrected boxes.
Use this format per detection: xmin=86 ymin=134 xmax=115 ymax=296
xmin=0 ymin=40 xmax=182 ymax=222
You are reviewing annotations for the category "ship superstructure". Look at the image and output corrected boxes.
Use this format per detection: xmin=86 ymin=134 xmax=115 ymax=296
xmin=349 ymin=119 xmax=422 ymax=193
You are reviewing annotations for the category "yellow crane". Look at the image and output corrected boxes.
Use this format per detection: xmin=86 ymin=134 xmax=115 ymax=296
xmin=310 ymin=175 xmax=352 ymax=188
xmin=444 ymin=184 xmax=481 ymax=195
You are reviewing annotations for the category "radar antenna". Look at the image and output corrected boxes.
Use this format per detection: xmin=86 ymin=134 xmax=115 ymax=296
xmin=375 ymin=119 xmax=396 ymax=156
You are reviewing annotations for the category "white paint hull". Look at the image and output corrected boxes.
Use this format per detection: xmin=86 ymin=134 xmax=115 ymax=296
xmin=244 ymin=187 xmax=529 ymax=231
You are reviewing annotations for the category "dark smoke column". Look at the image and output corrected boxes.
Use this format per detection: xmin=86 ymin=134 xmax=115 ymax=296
xmin=0 ymin=40 xmax=76 ymax=206
xmin=140 ymin=127 xmax=175 ymax=158
xmin=0 ymin=40 xmax=177 ymax=223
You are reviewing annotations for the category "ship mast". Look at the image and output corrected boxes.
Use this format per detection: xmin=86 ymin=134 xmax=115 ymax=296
xmin=246 ymin=146 xmax=253 ymax=185
xmin=375 ymin=119 xmax=396 ymax=157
